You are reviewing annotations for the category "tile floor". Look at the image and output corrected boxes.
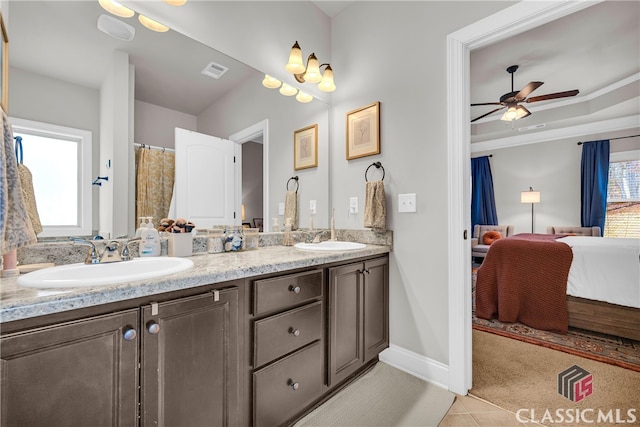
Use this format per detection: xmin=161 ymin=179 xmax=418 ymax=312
xmin=439 ymin=394 xmax=544 ymax=426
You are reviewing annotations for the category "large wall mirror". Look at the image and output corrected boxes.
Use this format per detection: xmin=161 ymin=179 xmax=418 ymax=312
xmin=8 ymin=0 xmax=330 ymax=239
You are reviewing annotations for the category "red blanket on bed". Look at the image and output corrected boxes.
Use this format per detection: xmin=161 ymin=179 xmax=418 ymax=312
xmin=475 ymin=233 xmax=573 ymax=333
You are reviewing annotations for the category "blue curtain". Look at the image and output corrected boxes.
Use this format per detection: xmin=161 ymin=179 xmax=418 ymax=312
xmin=580 ymin=140 xmax=610 ymax=231
xmin=471 ymin=156 xmax=498 ymax=230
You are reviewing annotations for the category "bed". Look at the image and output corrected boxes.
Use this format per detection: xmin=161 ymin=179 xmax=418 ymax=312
xmin=475 ymin=233 xmax=640 ymax=341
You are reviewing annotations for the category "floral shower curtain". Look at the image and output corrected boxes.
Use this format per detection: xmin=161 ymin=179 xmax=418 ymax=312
xmin=135 ymin=146 xmax=175 ymax=228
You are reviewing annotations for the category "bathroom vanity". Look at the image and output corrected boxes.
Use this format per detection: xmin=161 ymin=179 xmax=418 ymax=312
xmin=0 ymin=244 xmax=389 ymax=426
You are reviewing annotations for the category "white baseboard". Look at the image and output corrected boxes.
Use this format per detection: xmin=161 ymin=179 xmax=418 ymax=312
xmin=379 ymin=344 xmax=450 ymax=390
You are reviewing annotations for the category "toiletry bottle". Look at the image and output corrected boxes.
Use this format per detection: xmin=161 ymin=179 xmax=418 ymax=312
xmin=140 ymin=219 xmax=161 ymax=256
xmin=135 ymin=217 xmax=147 ymax=238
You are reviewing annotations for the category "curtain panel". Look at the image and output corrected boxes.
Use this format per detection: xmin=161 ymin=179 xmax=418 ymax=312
xmin=471 ymin=156 xmax=498 ymax=230
xmin=580 ymin=140 xmax=610 ymax=231
xmin=135 ymin=147 xmax=175 ymax=228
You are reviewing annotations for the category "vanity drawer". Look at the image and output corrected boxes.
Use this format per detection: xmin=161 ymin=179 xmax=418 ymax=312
xmin=253 ymin=341 xmax=323 ymax=427
xmin=254 ymin=301 xmax=322 ymax=367
xmin=253 ymin=269 xmax=323 ymax=315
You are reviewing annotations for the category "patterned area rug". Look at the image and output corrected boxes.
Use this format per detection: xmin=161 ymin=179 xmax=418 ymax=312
xmin=471 ymin=268 xmax=640 ymax=373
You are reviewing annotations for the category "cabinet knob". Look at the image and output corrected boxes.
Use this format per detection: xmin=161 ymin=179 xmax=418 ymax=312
xmin=288 ymin=379 xmax=299 ymax=391
xmin=288 ymin=285 xmax=301 ymax=294
xmin=147 ymin=321 xmax=160 ymax=334
xmin=289 ymin=327 xmax=300 ymax=337
xmin=122 ymin=326 xmax=137 ymax=341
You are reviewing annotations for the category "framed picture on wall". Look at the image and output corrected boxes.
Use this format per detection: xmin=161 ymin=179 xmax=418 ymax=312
xmin=346 ymin=101 xmax=380 ymax=160
xmin=293 ymin=124 xmax=318 ymax=170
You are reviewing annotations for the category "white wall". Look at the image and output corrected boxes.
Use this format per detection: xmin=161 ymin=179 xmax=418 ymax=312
xmin=134 ymin=100 xmax=197 ymax=148
xmin=330 ymin=1 xmax=513 ymax=365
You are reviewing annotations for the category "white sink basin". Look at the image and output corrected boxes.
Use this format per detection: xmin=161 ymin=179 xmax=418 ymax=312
xmin=294 ymin=241 xmax=366 ymax=252
xmin=16 ymin=257 xmax=194 ymax=289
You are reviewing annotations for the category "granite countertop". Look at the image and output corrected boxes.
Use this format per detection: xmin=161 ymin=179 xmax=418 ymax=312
xmin=0 ymin=244 xmax=390 ymax=324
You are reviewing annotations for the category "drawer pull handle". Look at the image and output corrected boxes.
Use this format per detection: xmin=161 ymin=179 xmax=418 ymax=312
xmin=123 ymin=326 xmax=137 ymax=341
xmin=289 ymin=327 xmax=300 ymax=337
xmin=147 ymin=321 xmax=160 ymax=334
xmin=288 ymin=379 xmax=300 ymax=391
xmin=289 ymin=285 xmax=301 ymax=294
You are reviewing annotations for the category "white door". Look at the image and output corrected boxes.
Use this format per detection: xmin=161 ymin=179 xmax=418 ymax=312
xmin=175 ymin=128 xmax=237 ymax=228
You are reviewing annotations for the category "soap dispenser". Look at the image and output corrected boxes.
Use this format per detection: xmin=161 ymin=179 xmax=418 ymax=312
xmin=140 ymin=218 xmax=161 ymax=256
xmin=135 ymin=217 xmax=148 ymax=238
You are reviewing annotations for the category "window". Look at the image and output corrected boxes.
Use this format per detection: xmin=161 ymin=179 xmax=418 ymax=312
xmin=10 ymin=117 xmax=92 ymax=238
xmin=604 ymin=151 xmax=640 ymax=238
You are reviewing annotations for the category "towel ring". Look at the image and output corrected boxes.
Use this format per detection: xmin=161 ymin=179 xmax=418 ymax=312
xmin=287 ymin=176 xmax=299 ymax=192
xmin=365 ymin=162 xmax=385 ymax=182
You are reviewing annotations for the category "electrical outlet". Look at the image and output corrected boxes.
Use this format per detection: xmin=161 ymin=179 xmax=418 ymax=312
xmin=349 ymin=197 xmax=358 ymax=214
xmin=309 ymin=200 xmax=317 ymax=214
xmin=398 ymin=193 xmax=417 ymax=213
xmin=278 ymin=203 xmax=285 ymax=215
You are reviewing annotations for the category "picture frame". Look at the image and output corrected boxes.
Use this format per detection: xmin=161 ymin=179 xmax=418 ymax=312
xmin=346 ymin=101 xmax=380 ymax=160
xmin=0 ymin=11 xmax=8 ymax=113
xmin=293 ymin=124 xmax=318 ymax=170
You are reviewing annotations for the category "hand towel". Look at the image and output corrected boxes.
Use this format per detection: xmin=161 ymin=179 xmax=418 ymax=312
xmin=364 ymin=180 xmax=387 ymax=232
xmin=1 ymin=110 xmax=37 ymax=255
xmin=284 ymin=190 xmax=298 ymax=230
xmin=18 ymin=163 xmax=43 ymax=235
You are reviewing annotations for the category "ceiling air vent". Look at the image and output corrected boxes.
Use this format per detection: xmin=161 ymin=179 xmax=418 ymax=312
xmin=201 ymin=62 xmax=229 ymax=80
xmin=518 ymin=123 xmax=546 ymax=132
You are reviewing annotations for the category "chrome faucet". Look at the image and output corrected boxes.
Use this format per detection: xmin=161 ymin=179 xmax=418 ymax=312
xmin=100 ymin=240 xmax=122 ymax=263
xmin=121 ymin=237 xmax=141 ymax=261
xmin=71 ymin=237 xmax=142 ymax=264
xmin=71 ymin=237 xmax=100 ymax=264
xmin=310 ymin=230 xmax=328 ymax=243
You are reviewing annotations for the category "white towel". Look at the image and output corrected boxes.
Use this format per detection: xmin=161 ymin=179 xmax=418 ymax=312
xmin=284 ymin=190 xmax=298 ymax=230
xmin=364 ymin=180 xmax=387 ymax=232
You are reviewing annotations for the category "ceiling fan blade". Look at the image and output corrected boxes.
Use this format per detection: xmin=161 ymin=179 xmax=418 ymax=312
xmin=515 ymin=81 xmax=543 ymax=101
xmin=471 ymin=106 xmax=506 ymax=123
xmin=471 ymin=102 xmax=503 ymax=107
xmin=518 ymin=105 xmax=531 ymax=119
xmin=525 ymin=89 xmax=579 ymax=103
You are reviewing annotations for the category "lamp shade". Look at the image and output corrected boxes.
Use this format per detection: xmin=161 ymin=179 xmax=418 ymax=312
xmin=303 ymin=54 xmax=322 ymax=83
xmin=285 ymin=42 xmax=305 ymax=74
xmin=262 ymin=74 xmax=282 ymax=89
xmin=296 ymin=91 xmax=313 ymax=103
xmin=318 ymin=65 xmax=336 ymax=92
xmin=279 ymin=83 xmax=298 ymax=96
xmin=501 ymin=104 xmax=530 ymax=121
xmin=138 ymin=15 xmax=169 ymax=32
xmin=99 ymin=0 xmax=135 ymax=18
xmin=521 ymin=190 xmax=541 ymax=204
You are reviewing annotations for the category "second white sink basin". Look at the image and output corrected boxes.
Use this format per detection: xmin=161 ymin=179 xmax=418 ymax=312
xmin=16 ymin=257 xmax=194 ymax=289
xmin=294 ymin=241 xmax=366 ymax=252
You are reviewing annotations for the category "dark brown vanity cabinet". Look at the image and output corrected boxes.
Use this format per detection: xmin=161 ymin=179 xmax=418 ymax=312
xmin=0 ymin=309 xmax=140 ymax=426
xmin=327 ymin=256 xmax=389 ymax=387
xmin=251 ymin=269 xmax=325 ymax=427
xmin=141 ymin=287 xmax=239 ymax=427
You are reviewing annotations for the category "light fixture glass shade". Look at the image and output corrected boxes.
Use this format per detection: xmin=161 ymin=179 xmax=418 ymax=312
xmin=99 ymin=0 xmax=135 ymax=18
xmin=303 ymin=54 xmax=322 ymax=83
xmin=262 ymin=74 xmax=282 ymax=89
xmin=138 ymin=15 xmax=170 ymax=32
xmin=318 ymin=65 xmax=336 ymax=92
xmin=279 ymin=83 xmax=298 ymax=96
xmin=285 ymin=42 xmax=305 ymax=74
xmin=521 ymin=190 xmax=541 ymax=204
xmin=296 ymin=91 xmax=313 ymax=103
xmin=501 ymin=104 xmax=529 ymax=121
xmin=164 ymin=0 xmax=187 ymax=5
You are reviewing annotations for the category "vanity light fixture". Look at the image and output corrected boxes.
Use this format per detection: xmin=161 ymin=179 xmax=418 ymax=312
xmin=295 ymin=91 xmax=313 ymax=103
xmin=285 ymin=41 xmax=336 ymax=92
xmin=279 ymin=83 xmax=298 ymax=97
xmin=164 ymin=0 xmax=188 ymax=5
xmin=262 ymin=74 xmax=282 ymax=89
xmin=98 ymin=0 xmax=134 ymax=18
xmin=138 ymin=14 xmax=170 ymax=32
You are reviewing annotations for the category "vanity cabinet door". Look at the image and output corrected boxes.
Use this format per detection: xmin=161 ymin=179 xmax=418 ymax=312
xmin=327 ymin=256 xmax=389 ymax=387
xmin=0 ymin=309 xmax=139 ymax=426
xmin=140 ymin=288 xmax=239 ymax=427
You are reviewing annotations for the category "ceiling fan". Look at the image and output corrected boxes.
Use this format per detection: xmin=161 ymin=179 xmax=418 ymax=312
xmin=471 ymin=65 xmax=579 ymax=123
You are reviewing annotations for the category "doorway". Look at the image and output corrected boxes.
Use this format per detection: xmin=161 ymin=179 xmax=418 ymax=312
xmin=446 ymin=1 xmax=599 ymax=395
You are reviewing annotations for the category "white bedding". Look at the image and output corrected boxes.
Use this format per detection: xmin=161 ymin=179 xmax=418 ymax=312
xmin=557 ymin=236 xmax=640 ymax=309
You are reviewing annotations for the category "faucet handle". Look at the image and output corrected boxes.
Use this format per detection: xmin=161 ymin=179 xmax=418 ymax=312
xmin=70 ymin=237 xmax=99 ymax=264
xmin=121 ymin=237 xmax=142 ymax=261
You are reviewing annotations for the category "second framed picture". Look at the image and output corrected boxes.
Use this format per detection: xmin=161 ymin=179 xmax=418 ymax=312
xmin=294 ymin=124 xmax=318 ymax=170
xmin=346 ymin=101 xmax=380 ymax=160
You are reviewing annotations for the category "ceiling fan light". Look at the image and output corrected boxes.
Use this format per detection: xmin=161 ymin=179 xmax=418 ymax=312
xmin=285 ymin=42 xmax=305 ymax=74
xmin=303 ymin=54 xmax=322 ymax=83
xmin=138 ymin=14 xmax=170 ymax=32
xmin=279 ymin=83 xmax=298 ymax=96
xmin=98 ymin=0 xmax=135 ymax=18
xmin=318 ymin=65 xmax=336 ymax=92
xmin=296 ymin=91 xmax=313 ymax=103
xmin=501 ymin=106 xmax=518 ymax=121
xmin=262 ymin=74 xmax=282 ymax=89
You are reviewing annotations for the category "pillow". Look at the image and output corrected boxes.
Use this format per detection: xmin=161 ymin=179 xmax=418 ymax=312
xmin=482 ymin=230 xmax=502 ymax=245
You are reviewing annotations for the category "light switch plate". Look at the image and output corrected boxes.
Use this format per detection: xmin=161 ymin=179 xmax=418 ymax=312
xmin=278 ymin=203 xmax=285 ymax=215
xmin=309 ymin=200 xmax=317 ymax=214
xmin=398 ymin=193 xmax=417 ymax=213
xmin=349 ymin=197 xmax=358 ymax=214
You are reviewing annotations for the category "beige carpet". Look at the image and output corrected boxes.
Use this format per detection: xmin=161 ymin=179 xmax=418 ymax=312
xmin=471 ymin=329 xmax=640 ymax=426
xmin=295 ymin=362 xmax=455 ymax=426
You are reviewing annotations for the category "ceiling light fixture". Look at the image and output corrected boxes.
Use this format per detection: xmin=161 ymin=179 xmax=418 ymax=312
xmin=98 ymin=0 xmax=134 ymax=18
xmin=284 ymin=41 xmax=336 ymax=93
xmin=138 ymin=15 xmax=169 ymax=32
xmin=97 ymin=14 xmax=135 ymax=41
xmin=501 ymin=104 xmax=530 ymax=121
xmin=164 ymin=0 xmax=188 ymax=5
